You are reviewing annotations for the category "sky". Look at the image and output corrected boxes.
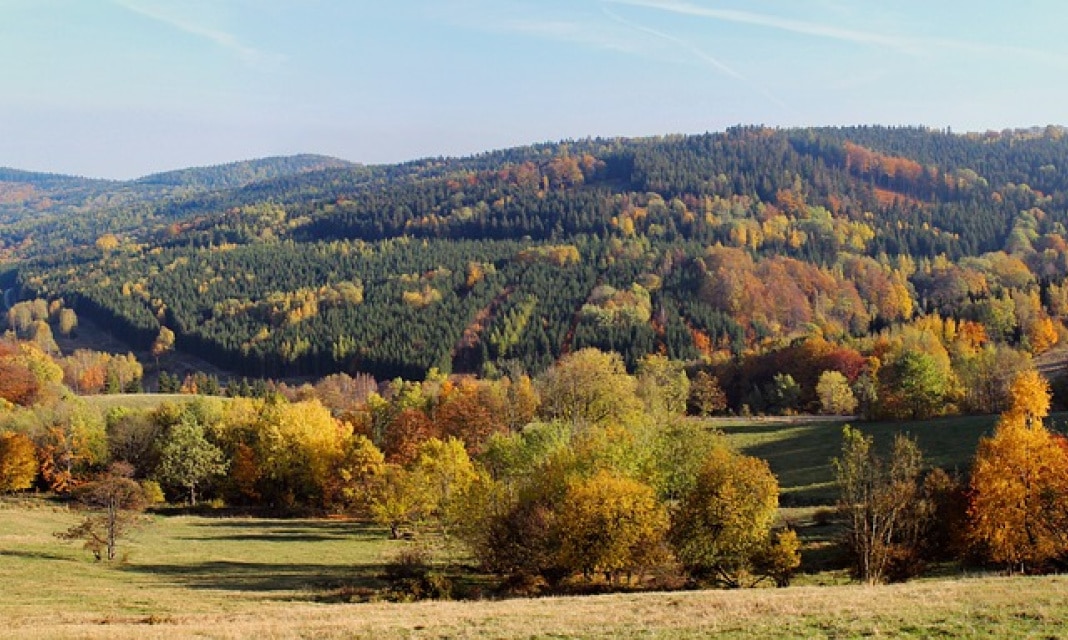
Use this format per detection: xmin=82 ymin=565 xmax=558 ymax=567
xmin=2 ymin=0 xmax=1068 ymax=180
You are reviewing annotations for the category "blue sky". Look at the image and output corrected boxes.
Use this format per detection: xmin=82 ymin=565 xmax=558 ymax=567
xmin=2 ymin=0 xmax=1067 ymax=179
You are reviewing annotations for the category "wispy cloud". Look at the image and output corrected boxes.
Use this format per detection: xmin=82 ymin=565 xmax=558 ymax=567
xmin=606 ymin=0 xmax=920 ymax=52
xmin=605 ymin=0 xmax=1068 ymax=69
xmin=112 ymin=0 xmax=284 ymax=68
xmin=441 ymin=0 xmax=796 ymax=115
xmin=489 ymin=16 xmax=642 ymax=53
xmin=599 ymin=2 xmax=795 ymax=114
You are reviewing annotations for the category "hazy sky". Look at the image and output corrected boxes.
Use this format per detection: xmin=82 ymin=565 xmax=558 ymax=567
xmin=3 ymin=1 xmax=1067 ymax=179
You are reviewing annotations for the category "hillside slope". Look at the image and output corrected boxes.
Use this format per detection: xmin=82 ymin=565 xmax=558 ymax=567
xmin=8 ymin=126 xmax=1068 ymax=383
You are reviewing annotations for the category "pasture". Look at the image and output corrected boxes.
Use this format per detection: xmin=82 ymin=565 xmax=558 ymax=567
xmin=2 ymin=501 xmax=1066 ymax=639
xmin=3 ymin=411 xmax=1065 ymax=638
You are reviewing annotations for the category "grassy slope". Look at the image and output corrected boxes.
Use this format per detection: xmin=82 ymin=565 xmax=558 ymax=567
xmin=717 ymin=414 xmax=1004 ymax=504
xmin=82 ymin=394 xmax=201 ymax=412
xmin=2 ymin=502 xmax=1067 ymax=639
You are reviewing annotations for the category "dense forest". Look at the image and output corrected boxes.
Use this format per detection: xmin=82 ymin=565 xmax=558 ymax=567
xmin=5 ymin=126 xmax=1068 ymax=404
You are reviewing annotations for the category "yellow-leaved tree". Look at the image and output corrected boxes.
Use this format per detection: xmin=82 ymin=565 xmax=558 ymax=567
xmin=670 ymin=445 xmax=786 ymax=587
xmin=0 ymin=431 xmax=38 ymax=495
xmin=968 ymin=370 xmax=1068 ymax=572
xmin=556 ymin=470 xmax=669 ymax=583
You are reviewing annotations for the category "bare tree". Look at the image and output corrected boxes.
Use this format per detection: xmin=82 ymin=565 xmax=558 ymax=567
xmin=57 ymin=463 xmax=147 ymax=561
xmin=834 ymin=427 xmax=928 ymax=584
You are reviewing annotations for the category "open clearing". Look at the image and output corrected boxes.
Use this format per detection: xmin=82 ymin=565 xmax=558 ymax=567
xmin=717 ymin=413 xmax=1007 ymax=504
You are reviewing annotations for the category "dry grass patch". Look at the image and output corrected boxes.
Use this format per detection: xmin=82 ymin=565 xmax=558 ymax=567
xmin=4 ymin=575 xmax=1068 ymax=639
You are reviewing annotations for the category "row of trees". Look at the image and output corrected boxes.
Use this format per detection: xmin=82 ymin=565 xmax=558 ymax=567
xmin=0 ymin=346 xmax=799 ymax=588
xmin=836 ymin=370 xmax=1068 ymax=583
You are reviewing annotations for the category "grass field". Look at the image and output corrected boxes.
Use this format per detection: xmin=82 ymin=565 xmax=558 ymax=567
xmin=82 ymin=393 xmax=202 ymax=412
xmin=716 ymin=413 xmax=1009 ymax=504
xmin=4 ymin=412 xmax=1066 ymax=638
xmin=2 ymin=501 xmax=1067 ymax=639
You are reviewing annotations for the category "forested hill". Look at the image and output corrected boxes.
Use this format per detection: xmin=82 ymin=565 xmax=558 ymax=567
xmin=0 ymin=154 xmax=352 ymax=256
xmin=7 ymin=125 xmax=1068 ymax=386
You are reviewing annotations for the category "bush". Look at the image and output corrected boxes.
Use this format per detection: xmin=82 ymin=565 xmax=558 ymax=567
xmin=140 ymin=480 xmax=165 ymax=505
xmin=383 ymin=544 xmax=432 ymax=580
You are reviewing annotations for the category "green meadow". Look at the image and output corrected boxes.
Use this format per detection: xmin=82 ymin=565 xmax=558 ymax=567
xmin=4 ymin=412 xmax=1065 ymax=639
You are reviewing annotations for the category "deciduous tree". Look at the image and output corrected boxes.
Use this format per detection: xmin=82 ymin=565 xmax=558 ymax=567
xmin=817 ymin=370 xmax=858 ymax=415
xmin=968 ymin=370 xmax=1068 ymax=572
xmin=536 ymin=348 xmax=642 ymax=431
xmin=155 ymin=414 xmax=227 ymax=506
xmin=0 ymin=431 xmax=37 ymax=494
xmin=557 ymin=470 xmax=669 ymax=583
xmin=670 ymin=446 xmax=780 ymax=587
xmin=57 ymin=463 xmax=146 ymax=561
xmin=688 ymin=371 xmax=727 ymax=416
xmin=834 ymin=427 xmax=929 ymax=584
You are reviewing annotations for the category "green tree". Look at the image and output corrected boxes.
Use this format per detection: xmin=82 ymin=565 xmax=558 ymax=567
xmin=650 ymin=418 xmax=721 ymax=501
xmin=155 ymin=414 xmax=227 ymax=505
xmin=408 ymin=437 xmax=481 ymax=541
xmin=371 ymin=464 xmax=428 ymax=539
xmin=881 ymin=351 xmax=947 ymax=419
xmin=766 ymin=373 xmax=801 ymax=414
xmin=670 ymin=446 xmax=781 ymax=587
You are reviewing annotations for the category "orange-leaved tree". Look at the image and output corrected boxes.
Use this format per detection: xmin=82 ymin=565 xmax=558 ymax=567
xmin=968 ymin=370 xmax=1068 ymax=572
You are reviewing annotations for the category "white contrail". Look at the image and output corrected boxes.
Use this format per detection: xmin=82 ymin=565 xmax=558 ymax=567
xmin=111 ymin=0 xmax=284 ymax=68
xmin=607 ymin=0 xmax=919 ymax=52
xmin=606 ymin=0 xmax=1068 ymax=69
xmin=600 ymin=2 xmax=796 ymax=114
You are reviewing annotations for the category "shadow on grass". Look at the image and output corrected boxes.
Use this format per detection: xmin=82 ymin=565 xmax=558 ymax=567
xmin=0 ymin=549 xmax=78 ymax=562
xmin=122 ymin=560 xmax=391 ymax=595
xmin=182 ymin=519 xmax=388 ymax=543
xmin=179 ymin=533 xmax=355 ymax=543
xmin=726 ymin=414 xmax=1003 ymax=506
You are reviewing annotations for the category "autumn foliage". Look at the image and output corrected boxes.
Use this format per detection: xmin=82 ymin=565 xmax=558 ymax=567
xmin=968 ymin=371 xmax=1068 ymax=572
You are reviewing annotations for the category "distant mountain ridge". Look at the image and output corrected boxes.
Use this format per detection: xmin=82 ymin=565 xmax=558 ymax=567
xmin=132 ymin=154 xmax=355 ymax=190
xmin=0 ymin=154 xmax=355 ymax=255
xmin=0 ymin=153 xmax=353 ymax=187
